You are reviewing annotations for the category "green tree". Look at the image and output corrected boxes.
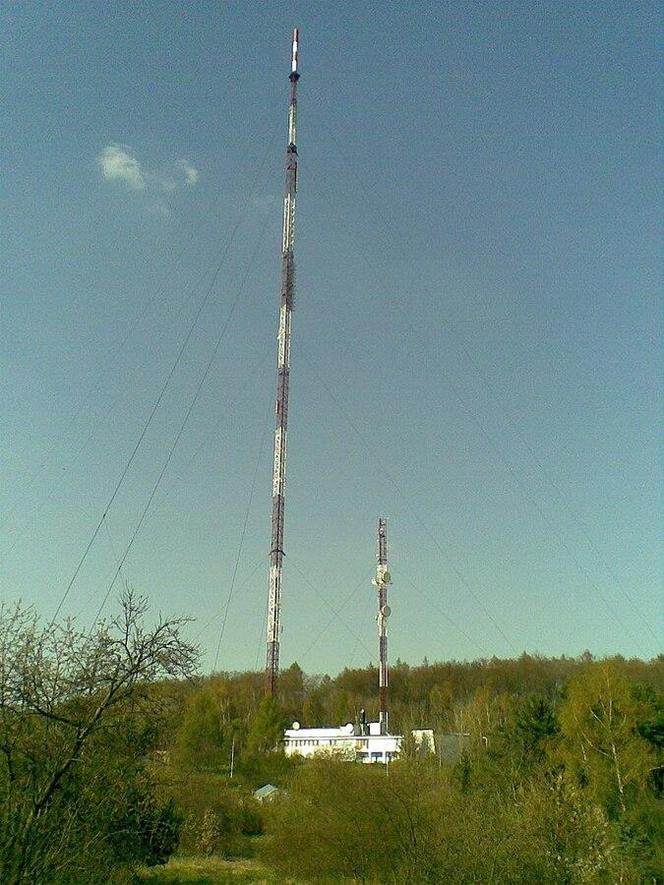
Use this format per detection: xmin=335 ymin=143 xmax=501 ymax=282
xmin=484 ymin=694 xmax=560 ymax=794
xmin=558 ymin=662 xmax=654 ymax=815
xmin=634 ymin=683 xmax=664 ymax=797
xmin=513 ymin=775 xmax=620 ymax=882
xmin=175 ymin=688 xmax=224 ymax=771
xmin=245 ymin=696 xmax=286 ymax=756
xmin=237 ymin=696 xmax=295 ymax=786
xmin=278 ymin=661 xmax=305 ymax=715
xmin=0 ymin=591 xmax=197 ymax=883
xmin=429 ymin=681 xmax=454 ymax=730
xmin=172 ymin=772 xmax=264 ymax=859
xmin=174 ymin=683 xmax=241 ymax=773
xmin=262 ymin=757 xmax=444 ymax=882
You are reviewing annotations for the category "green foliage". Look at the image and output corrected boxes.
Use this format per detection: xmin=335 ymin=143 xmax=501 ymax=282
xmin=634 ymin=683 xmax=664 ymax=798
xmin=154 ymin=653 xmax=663 ymax=774
xmin=3 ymin=585 xmax=661 ymax=883
xmin=557 ymin=662 xmax=655 ymax=815
xmin=234 ymin=696 xmax=296 ymax=786
xmin=244 ymin=697 xmax=286 ymax=756
xmin=277 ymin=661 xmax=305 ymax=714
xmin=261 ymin=756 xmax=660 ymax=883
xmin=0 ymin=592 xmax=198 ymax=883
xmin=261 ymin=757 xmax=442 ymax=882
xmin=618 ymin=793 xmax=664 ymax=880
xmin=250 ymin=657 xmax=663 ymax=883
xmin=167 ymin=772 xmax=263 ymax=859
xmin=135 ymin=854 xmax=280 ymax=883
xmin=138 ymin=652 xmax=664 ymax=879
xmin=454 ymin=749 xmax=472 ymax=793
xmin=515 ymin=695 xmax=559 ymax=751
xmin=174 ymin=686 xmax=235 ymax=774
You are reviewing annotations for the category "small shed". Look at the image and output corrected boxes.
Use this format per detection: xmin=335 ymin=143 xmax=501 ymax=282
xmin=438 ymin=733 xmax=471 ymax=762
xmin=254 ymin=783 xmax=279 ymax=802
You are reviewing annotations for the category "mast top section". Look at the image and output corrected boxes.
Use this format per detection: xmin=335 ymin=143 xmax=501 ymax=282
xmin=291 ymin=28 xmax=299 ymax=76
xmin=373 ymin=518 xmax=391 ymax=587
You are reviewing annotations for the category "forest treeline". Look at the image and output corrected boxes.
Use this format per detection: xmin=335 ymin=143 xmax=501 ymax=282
xmin=143 ymin=648 xmax=664 ymax=881
xmin=167 ymin=651 xmax=664 ymax=767
xmin=1 ymin=593 xmax=662 ymax=882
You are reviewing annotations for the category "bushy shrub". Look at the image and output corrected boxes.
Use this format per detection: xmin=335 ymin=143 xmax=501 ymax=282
xmin=169 ymin=772 xmax=263 ymax=859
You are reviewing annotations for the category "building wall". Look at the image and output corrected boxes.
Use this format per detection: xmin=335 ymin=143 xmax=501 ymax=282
xmin=283 ymin=724 xmax=433 ymax=764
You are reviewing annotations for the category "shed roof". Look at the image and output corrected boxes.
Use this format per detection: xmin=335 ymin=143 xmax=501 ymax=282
xmin=254 ymin=783 xmax=279 ymax=800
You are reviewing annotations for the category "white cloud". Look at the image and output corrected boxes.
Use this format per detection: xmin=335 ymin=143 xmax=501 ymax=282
xmin=97 ymin=144 xmax=200 ymax=198
xmin=98 ymin=144 xmax=145 ymax=190
xmin=179 ymin=160 xmax=200 ymax=186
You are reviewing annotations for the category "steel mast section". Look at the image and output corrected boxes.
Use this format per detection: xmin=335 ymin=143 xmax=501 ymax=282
xmin=372 ymin=518 xmax=392 ymax=734
xmin=265 ymin=29 xmax=300 ymax=696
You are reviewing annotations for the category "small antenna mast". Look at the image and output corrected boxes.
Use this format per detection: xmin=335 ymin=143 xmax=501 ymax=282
xmin=265 ymin=29 xmax=300 ymax=696
xmin=372 ymin=518 xmax=392 ymax=734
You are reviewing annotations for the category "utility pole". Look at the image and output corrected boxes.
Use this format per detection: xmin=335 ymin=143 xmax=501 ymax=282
xmin=372 ymin=518 xmax=392 ymax=734
xmin=266 ymin=29 xmax=300 ymax=696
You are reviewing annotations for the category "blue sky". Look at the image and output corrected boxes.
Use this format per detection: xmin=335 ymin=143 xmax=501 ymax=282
xmin=2 ymin=1 xmax=661 ymax=674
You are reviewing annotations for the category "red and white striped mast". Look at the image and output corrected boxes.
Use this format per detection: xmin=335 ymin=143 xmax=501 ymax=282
xmin=265 ymin=29 xmax=300 ymax=696
xmin=372 ymin=518 xmax=392 ymax=733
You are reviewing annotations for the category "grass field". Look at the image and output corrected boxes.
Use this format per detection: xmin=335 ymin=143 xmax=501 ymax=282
xmin=136 ymin=856 xmax=285 ymax=884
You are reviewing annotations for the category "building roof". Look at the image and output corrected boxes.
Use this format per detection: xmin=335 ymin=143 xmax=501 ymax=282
xmin=254 ymin=783 xmax=279 ymax=800
xmin=284 ymin=726 xmax=355 ymax=739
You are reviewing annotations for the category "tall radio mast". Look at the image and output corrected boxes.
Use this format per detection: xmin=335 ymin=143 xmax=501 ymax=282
xmin=265 ymin=29 xmax=300 ymax=696
xmin=372 ymin=518 xmax=392 ymax=733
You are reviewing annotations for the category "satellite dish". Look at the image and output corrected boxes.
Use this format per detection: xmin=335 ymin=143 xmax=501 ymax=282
xmin=382 ymin=605 xmax=392 ymax=618
xmin=292 ymin=721 xmax=300 ymax=730
xmin=344 ymin=722 xmax=355 ymax=734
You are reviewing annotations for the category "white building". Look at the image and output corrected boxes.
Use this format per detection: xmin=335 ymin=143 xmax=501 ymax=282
xmin=283 ymin=721 xmax=434 ymax=764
